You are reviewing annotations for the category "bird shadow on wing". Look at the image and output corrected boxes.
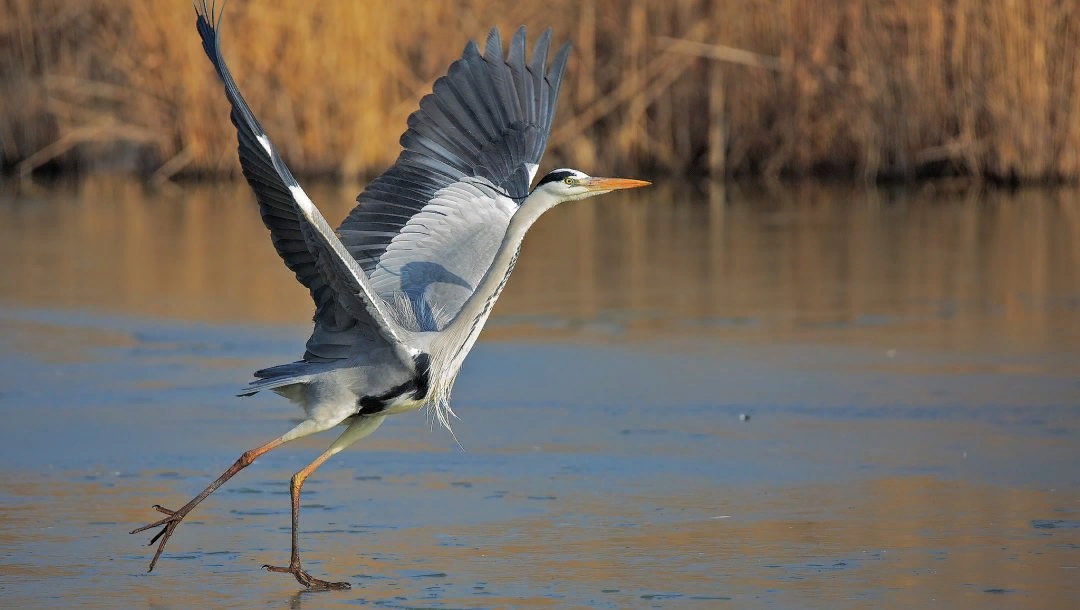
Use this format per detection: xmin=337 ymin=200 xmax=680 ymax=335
xmin=395 ymin=261 xmax=473 ymax=332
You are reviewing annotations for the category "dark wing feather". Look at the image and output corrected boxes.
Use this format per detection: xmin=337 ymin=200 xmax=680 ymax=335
xmin=194 ymin=9 xmax=324 ymax=303
xmin=195 ymin=1 xmax=407 ymax=357
xmin=338 ymin=26 xmax=571 ymax=273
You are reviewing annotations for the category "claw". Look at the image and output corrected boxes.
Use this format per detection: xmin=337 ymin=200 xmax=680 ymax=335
xmin=148 ymin=526 xmax=169 ymax=546
xmin=130 ymin=440 xmax=284 ymax=575
xmin=264 ymin=563 xmax=351 ymax=590
xmin=131 ymin=504 xmax=188 ymax=572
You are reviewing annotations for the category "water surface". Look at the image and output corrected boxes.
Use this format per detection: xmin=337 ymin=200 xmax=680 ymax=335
xmin=1 ymin=179 xmax=1078 ymax=608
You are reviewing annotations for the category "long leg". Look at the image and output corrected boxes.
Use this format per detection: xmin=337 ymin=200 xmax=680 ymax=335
xmin=264 ymin=415 xmax=385 ymax=590
xmin=131 ymin=418 xmax=342 ymax=572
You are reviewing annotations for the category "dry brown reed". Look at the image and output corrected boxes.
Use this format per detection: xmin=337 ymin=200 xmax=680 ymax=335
xmin=2 ymin=0 xmax=1079 ymax=181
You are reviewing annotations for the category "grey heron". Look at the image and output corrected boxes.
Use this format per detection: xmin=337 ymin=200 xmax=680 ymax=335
xmin=132 ymin=1 xmax=649 ymax=590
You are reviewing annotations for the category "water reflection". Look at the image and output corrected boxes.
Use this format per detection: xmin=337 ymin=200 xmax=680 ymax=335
xmin=2 ymin=178 xmax=1077 ymax=353
xmin=1 ymin=460 xmax=1077 ymax=608
xmin=0 ymin=178 xmax=1078 ymax=608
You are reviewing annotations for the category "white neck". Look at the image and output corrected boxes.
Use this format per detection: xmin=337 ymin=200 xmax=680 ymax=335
xmin=434 ymin=188 xmax=560 ymax=364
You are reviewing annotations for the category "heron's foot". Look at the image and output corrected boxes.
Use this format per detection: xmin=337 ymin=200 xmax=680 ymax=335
xmin=264 ymin=562 xmax=351 ymax=590
xmin=130 ymin=504 xmax=192 ymax=572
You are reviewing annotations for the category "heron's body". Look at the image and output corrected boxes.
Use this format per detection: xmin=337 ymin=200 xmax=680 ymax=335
xmin=252 ymin=179 xmax=559 ymax=433
xmin=132 ymin=1 xmax=648 ymax=590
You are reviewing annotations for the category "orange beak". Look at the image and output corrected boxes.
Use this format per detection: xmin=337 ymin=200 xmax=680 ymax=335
xmin=582 ymin=177 xmax=652 ymax=192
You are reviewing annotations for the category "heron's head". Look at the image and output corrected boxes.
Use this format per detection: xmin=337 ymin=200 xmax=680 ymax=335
xmin=531 ymin=168 xmax=650 ymax=203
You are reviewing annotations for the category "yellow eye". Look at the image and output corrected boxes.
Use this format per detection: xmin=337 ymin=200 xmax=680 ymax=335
xmin=563 ymin=177 xmax=575 ymax=185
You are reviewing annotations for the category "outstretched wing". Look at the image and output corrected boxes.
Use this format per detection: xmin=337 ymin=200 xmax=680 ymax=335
xmin=195 ymin=2 xmax=408 ymax=356
xmin=338 ymin=27 xmax=571 ymax=330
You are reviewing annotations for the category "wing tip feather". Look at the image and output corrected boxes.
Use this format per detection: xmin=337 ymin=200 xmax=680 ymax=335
xmin=529 ymin=28 xmax=553 ymax=74
xmin=509 ymin=26 xmax=528 ymax=66
xmin=484 ymin=28 xmax=503 ymax=61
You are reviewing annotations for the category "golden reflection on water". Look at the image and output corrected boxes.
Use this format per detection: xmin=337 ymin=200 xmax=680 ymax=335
xmin=1 ymin=178 xmax=1079 ymax=607
xmin=1 ymin=467 xmax=1076 ymax=608
xmin=1 ymin=177 xmax=1078 ymax=353
xmin=451 ymin=477 xmax=1074 ymax=607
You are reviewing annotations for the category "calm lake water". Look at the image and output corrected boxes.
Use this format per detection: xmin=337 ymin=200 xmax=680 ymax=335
xmin=0 ymin=178 xmax=1078 ymax=608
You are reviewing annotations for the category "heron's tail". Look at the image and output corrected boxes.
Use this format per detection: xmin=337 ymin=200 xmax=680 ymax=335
xmin=238 ymin=361 xmax=318 ymax=397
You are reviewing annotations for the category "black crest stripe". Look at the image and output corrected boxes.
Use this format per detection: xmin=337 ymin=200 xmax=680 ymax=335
xmin=534 ymin=170 xmax=576 ymax=189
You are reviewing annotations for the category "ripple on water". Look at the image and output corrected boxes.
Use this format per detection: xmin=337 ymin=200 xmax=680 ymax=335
xmin=1031 ymin=519 xmax=1080 ymax=529
xmin=228 ymin=508 xmax=286 ymax=516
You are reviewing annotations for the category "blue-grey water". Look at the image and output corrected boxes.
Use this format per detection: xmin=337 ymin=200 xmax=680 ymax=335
xmin=0 ymin=178 xmax=1078 ymax=608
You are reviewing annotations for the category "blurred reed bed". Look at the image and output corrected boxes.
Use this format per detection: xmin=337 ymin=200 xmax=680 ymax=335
xmin=2 ymin=0 xmax=1079 ymax=181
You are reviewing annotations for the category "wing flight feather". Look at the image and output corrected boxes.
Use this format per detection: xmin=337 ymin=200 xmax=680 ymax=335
xmin=194 ymin=1 xmax=408 ymax=353
xmin=338 ymin=26 xmax=571 ymax=328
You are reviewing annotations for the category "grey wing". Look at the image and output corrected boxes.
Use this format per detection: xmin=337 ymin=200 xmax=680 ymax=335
xmin=369 ymin=178 xmax=520 ymax=331
xmin=195 ymin=3 xmax=408 ymax=357
xmin=337 ymin=27 xmax=571 ymax=330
